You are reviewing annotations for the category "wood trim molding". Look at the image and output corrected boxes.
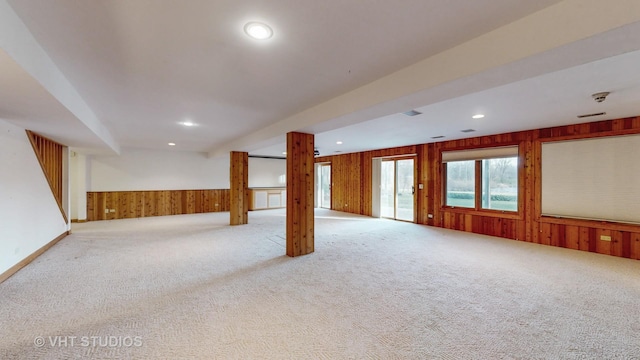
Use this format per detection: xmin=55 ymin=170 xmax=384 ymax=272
xmin=0 ymin=231 xmax=68 ymax=284
xmin=441 ymin=207 xmax=523 ymax=220
xmin=539 ymin=216 xmax=640 ymax=233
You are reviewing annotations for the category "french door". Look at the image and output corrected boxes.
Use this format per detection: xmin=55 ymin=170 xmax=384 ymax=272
xmin=381 ymin=157 xmax=415 ymax=221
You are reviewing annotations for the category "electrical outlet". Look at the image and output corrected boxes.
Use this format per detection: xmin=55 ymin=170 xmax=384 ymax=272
xmin=600 ymin=235 xmax=612 ymax=241
xmin=104 ymin=209 xmax=109 ymax=214
xmin=110 ymin=209 xmax=116 ymax=213
xmin=427 ymin=214 xmax=434 ymax=219
xmin=215 ymin=203 xmax=219 ymax=207
xmin=419 ymin=184 xmax=424 ymax=190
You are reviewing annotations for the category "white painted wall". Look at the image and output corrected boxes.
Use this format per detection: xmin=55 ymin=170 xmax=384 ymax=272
xmin=248 ymin=157 xmax=286 ymax=188
xmin=88 ymin=148 xmax=230 ymax=191
xmin=0 ymin=120 xmax=68 ymax=275
xmin=69 ymin=153 xmax=87 ymax=220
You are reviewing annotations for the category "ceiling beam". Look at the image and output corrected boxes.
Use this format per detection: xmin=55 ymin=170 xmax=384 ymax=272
xmin=0 ymin=0 xmax=120 ymax=154
xmin=209 ymin=0 xmax=640 ymax=158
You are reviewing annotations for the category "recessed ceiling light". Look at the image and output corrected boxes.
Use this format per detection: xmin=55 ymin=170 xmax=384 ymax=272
xmin=431 ymin=135 xmax=445 ymax=139
xmin=181 ymin=121 xmax=195 ymax=127
xmin=336 ymin=141 xmax=343 ymax=145
xmin=244 ymin=22 xmax=273 ymax=40
xmin=168 ymin=142 xmax=176 ymax=146
xmin=461 ymin=129 xmax=476 ymax=133
xmin=472 ymin=114 xmax=485 ymax=119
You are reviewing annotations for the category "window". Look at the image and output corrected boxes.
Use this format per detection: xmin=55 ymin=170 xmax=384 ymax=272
xmin=445 ymin=160 xmax=475 ymax=208
xmin=443 ymin=146 xmax=519 ymax=212
xmin=481 ymin=158 xmax=518 ymax=211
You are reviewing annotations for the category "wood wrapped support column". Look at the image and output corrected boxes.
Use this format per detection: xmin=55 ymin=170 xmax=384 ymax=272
xmin=286 ymin=132 xmax=314 ymax=257
xmin=230 ymin=151 xmax=248 ymax=225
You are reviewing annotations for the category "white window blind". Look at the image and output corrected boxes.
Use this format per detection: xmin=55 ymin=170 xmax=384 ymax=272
xmin=541 ymin=134 xmax=640 ymax=224
xmin=442 ymin=146 xmax=518 ymax=162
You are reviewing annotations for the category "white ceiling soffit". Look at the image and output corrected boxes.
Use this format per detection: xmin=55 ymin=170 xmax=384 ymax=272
xmin=4 ymin=0 xmax=640 ymax=157
xmin=303 ymin=30 xmax=640 ymax=156
xmin=215 ymin=0 xmax=640 ymax=157
xmin=0 ymin=49 xmax=111 ymax=150
xmin=0 ymin=0 xmax=119 ymax=153
xmin=6 ymin=0 xmax=564 ymax=154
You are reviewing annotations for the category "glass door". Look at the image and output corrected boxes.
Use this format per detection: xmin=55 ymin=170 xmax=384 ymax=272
xmin=320 ymin=164 xmax=331 ymax=209
xmin=381 ymin=157 xmax=415 ymax=221
xmin=395 ymin=159 xmax=414 ymax=221
xmin=381 ymin=161 xmax=395 ymax=218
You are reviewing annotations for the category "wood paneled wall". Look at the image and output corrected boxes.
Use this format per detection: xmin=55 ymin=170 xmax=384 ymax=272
xmin=316 ymin=145 xmax=417 ymax=216
xmin=86 ymin=189 xmax=229 ymax=221
xmin=316 ymin=117 xmax=640 ymax=260
xmin=26 ymin=130 xmax=67 ymax=223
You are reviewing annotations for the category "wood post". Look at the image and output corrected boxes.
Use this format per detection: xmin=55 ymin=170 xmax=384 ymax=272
xmin=230 ymin=151 xmax=248 ymax=225
xmin=286 ymin=132 xmax=314 ymax=257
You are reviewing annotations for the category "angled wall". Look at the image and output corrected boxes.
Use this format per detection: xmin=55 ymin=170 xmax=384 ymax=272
xmin=0 ymin=120 xmax=68 ymax=278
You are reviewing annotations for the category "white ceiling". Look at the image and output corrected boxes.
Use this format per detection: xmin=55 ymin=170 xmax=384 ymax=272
xmin=1 ymin=0 xmax=640 ymax=158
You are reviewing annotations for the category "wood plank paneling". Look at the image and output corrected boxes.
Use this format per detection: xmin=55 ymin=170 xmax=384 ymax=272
xmin=631 ymin=233 xmax=640 ymax=260
xmin=86 ymin=189 xmax=230 ymax=221
xmin=286 ymin=132 xmax=315 ymax=257
xmin=565 ymin=225 xmax=580 ymax=250
xmin=25 ymin=130 xmax=67 ymax=223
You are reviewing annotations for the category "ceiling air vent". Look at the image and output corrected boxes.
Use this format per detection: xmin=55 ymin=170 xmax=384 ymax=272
xmin=577 ymin=112 xmax=606 ymax=119
xmin=461 ymin=129 xmax=476 ymax=133
xmin=402 ymin=110 xmax=422 ymax=117
xmin=431 ymin=135 xmax=445 ymax=139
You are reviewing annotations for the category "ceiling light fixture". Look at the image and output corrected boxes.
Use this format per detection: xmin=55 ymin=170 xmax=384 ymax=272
xmin=181 ymin=121 xmax=195 ymax=127
xmin=592 ymin=92 xmax=610 ymax=103
xmin=244 ymin=22 xmax=273 ymax=40
xmin=168 ymin=142 xmax=176 ymax=146
xmin=336 ymin=141 xmax=343 ymax=145
xmin=282 ymin=151 xmax=287 ymax=155
xmin=472 ymin=114 xmax=485 ymax=119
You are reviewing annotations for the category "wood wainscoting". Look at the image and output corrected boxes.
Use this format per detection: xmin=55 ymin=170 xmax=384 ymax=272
xmin=315 ymin=116 xmax=640 ymax=261
xmin=87 ymin=189 xmax=230 ymax=221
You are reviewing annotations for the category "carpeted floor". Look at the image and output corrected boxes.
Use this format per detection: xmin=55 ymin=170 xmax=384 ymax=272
xmin=1 ymin=209 xmax=639 ymax=359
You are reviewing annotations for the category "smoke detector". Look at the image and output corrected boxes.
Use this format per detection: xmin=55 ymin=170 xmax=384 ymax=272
xmin=592 ymin=92 xmax=610 ymax=103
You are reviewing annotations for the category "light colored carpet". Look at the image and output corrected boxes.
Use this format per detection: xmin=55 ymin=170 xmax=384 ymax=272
xmin=1 ymin=209 xmax=639 ymax=359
